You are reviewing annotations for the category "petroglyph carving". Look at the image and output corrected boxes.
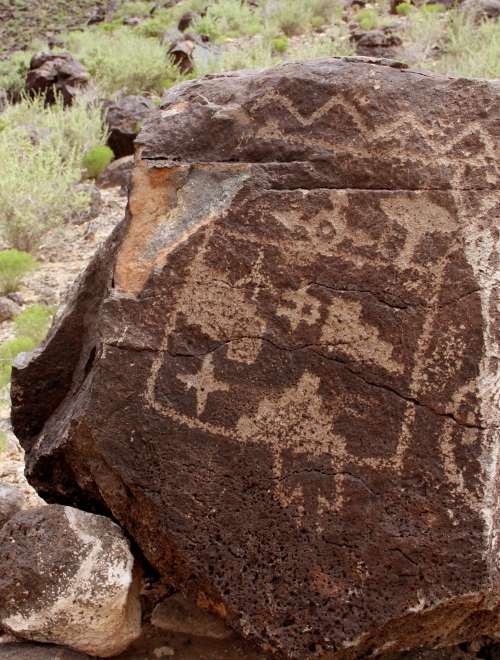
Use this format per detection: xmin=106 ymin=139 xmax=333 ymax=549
xmin=12 ymin=60 xmax=499 ymax=659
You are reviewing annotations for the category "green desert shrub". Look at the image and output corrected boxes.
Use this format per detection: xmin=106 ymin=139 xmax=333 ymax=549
xmin=269 ymin=0 xmax=313 ymax=37
xmin=137 ymin=10 xmax=176 ymax=38
xmin=0 ymin=51 xmax=33 ymax=98
xmin=83 ymin=145 xmax=114 ymax=179
xmin=433 ymin=10 xmax=500 ymax=78
xmin=0 ymin=336 xmax=37 ymax=387
xmin=194 ymin=39 xmax=274 ymax=75
xmin=310 ymin=15 xmax=326 ymax=30
xmin=271 ymin=35 xmax=289 ymax=53
xmin=0 ymin=304 xmax=54 ymax=387
xmin=310 ymin=0 xmax=341 ymax=21
xmin=0 ymin=250 xmax=37 ymax=294
xmin=66 ymin=28 xmax=180 ymax=95
xmin=287 ymin=30 xmax=355 ymax=60
xmin=421 ymin=3 xmax=446 ymax=13
xmin=353 ymin=7 xmax=379 ymax=30
xmin=0 ymin=94 xmax=107 ymax=251
xmin=13 ymin=304 xmax=54 ymax=344
xmin=396 ymin=2 xmax=413 ymax=16
xmin=114 ymin=0 xmax=153 ymax=19
xmin=192 ymin=0 xmax=262 ymax=41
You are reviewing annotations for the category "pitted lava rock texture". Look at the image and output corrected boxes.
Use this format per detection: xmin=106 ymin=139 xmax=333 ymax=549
xmin=11 ymin=59 xmax=499 ymax=659
xmin=0 ymin=505 xmax=141 ymax=657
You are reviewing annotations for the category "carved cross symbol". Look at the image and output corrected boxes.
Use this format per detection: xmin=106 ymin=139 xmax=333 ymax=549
xmin=178 ymin=354 xmax=230 ymax=417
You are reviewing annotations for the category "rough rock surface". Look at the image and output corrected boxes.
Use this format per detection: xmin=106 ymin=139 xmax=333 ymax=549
xmin=0 ymin=481 xmax=32 ymax=528
xmin=0 ymin=644 xmax=89 ymax=659
xmin=26 ymin=52 xmax=88 ymax=106
xmin=151 ymin=594 xmax=233 ymax=639
xmin=11 ymin=59 xmax=499 ymax=659
xmin=96 ymin=155 xmax=134 ymax=193
xmin=0 ymin=297 xmax=20 ymax=322
xmin=0 ymin=505 xmax=141 ymax=657
xmin=104 ymin=96 xmax=154 ymax=159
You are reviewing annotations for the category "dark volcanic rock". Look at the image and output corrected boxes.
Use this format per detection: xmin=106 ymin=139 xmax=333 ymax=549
xmin=151 ymin=593 xmax=233 ymax=639
xmin=26 ymin=52 xmax=88 ymax=106
xmin=11 ymin=59 xmax=500 ymax=659
xmin=104 ymin=95 xmax=154 ymax=159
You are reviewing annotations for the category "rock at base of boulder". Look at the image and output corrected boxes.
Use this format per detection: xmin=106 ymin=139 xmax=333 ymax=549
xmin=96 ymin=155 xmax=134 ymax=193
xmin=0 ymin=643 xmax=89 ymax=659
xmin=0 ymin=505 xmax=141 ymax=657
xmin=0 ymin=482 xmax=32 ymax=529
xmin=151 ymin=594 xmax=233 ymax=639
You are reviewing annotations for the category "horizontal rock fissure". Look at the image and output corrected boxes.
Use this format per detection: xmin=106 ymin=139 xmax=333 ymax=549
xmin=142 ymin=159 xmax=494 ymax=192
xmin=105 ymin=335 xmax=486 ymax=431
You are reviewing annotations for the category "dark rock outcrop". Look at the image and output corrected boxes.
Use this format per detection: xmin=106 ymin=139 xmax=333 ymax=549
xmin=11 ymin=58 xmax=499 ymax=659
xmin=104 ymin=95 xmax=154 ymax=159
xmin=26 ymin=52 xmax=88 ymax=106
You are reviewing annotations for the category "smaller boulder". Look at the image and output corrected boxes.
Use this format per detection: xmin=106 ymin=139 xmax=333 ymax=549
xmin=26 ymin=52 xmax=88 ymax=106
xmin=351 ymin=28 xmax=402 ymax=57
xmin=96 ymin=155 xmax=134 ymax=193
xmin=0 ymin=296 xmax=21 ymax=322
xmin=87 ymin=6 xmax=106 ymax=25
xmin=167 ymin=36 xmax=211 ymax=74
xmin=0 ymin=504 xmax=141 ymax=657
xmin=104 ymin=95 xmax=154 ymax=158
xmin=151 ymin=593 xmax=233 ymax=640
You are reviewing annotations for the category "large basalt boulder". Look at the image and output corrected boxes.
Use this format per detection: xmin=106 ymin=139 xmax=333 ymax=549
xmin=11 ymin=58 xmax=499 ymax=659
xmin=104 ymin=95 xmax=154 ymax=159
xmin=0 ymin=505 xmax=141 ymax=657
xmin=26 ymin=52 xmax=88 ymax=106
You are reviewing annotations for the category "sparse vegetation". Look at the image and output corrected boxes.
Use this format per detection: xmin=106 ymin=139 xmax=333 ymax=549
xmin=0 ymin=304 xmax=54 ymax=388
xmin=65 ymin=28 xmax=181 ymax=95
xmin=0 ymin=336 xmax=38 ymax=387
xmin=0 ymin=94 xmax=107 ymax=251
xmin=13 ymin=304 xmax=55 ymax=344
xmin=271 ymin=36 xmax=289 ymax=54
xmin=0 ymin=250 xmax=37 ymax=294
